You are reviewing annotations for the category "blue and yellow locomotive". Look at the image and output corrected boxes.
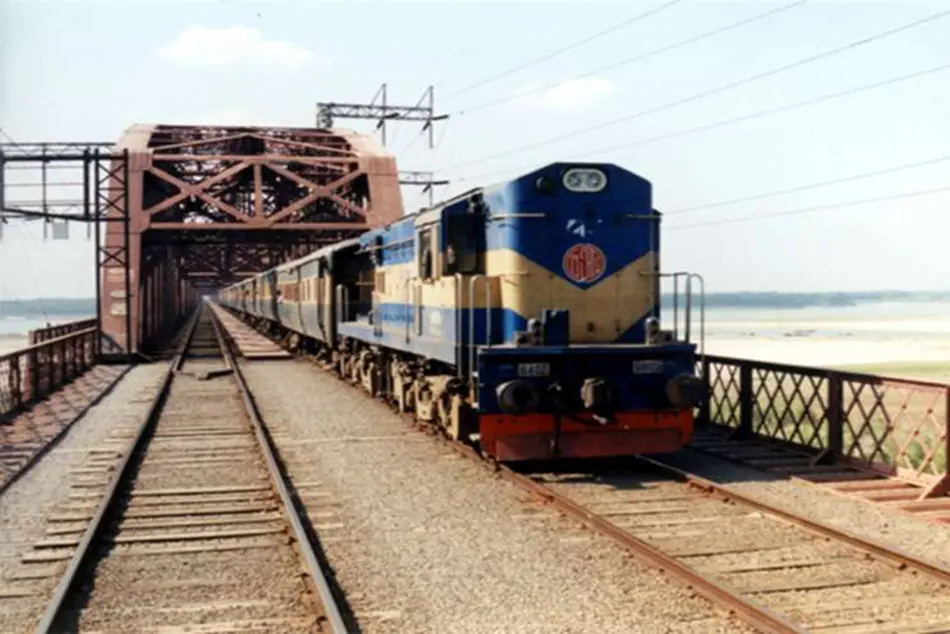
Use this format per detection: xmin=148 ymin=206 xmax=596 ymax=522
xmin=219 ymin=162 xmax=706 ymax=461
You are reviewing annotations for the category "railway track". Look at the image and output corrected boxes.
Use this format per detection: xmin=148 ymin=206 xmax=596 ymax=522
xmin=502 ymin=456 xmax=950 ymax=634
xmin=31 ymin=303 xmax=346 ymax=633
xmin=216 ymin=304 xmax=950 ymax=633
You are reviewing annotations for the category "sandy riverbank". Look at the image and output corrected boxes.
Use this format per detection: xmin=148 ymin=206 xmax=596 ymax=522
xmin=698 ymin=308 xmax=950 ymax=382
xmin=0 ymin=335 xmax=28 ymax=356
xmin=1 ymin=309 xmax=948 ymax=382
xmin=702 ymin=337 xmax=950 ymax=382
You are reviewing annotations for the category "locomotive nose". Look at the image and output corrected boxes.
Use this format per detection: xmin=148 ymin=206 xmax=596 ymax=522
xmin=666 ymin=374 xmax=707 ymax=409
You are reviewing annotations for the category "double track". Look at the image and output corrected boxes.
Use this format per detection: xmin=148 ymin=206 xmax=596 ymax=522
xmin=212 ymin=305 xmax=950 ymax=634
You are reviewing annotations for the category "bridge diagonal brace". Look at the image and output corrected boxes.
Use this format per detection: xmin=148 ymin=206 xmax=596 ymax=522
xmin=144 ymin=161 xmax=252 ymax=217
xmin=148 ymin=166 xmax=247 ymax=223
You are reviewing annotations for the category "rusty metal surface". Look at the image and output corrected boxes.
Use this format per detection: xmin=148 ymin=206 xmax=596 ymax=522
xmin=97 ymin=123 xmax=405 ymax=356
xmin=698 ymin=355 xmax=950 ymax=502
xmin=27 ymin=319 xmax=97 ymax=346
xmin=0 ymin=328 xmax=99 ymax=419
xmin=492 ymin=458 xmax=804 ymax=634
xmin=1 ymin=146 xmax=139 ymax=358
xmin=0 ymin=364 xmax=128 ymax=494
xmin=517 ymin=458 xmax=950 ymax=633
xmin=34 ymin=304 xmax=346 ymax=633
xmin=214 ymin=302 xmax=950 ymax=632
xmin=689 ymin=425 xmax=950 ymax=525
xmin=639 ymin=455 xmax=950 ymax=584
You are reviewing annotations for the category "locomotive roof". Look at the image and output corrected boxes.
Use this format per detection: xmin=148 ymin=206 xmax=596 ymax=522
xmin=274 ymin=236 xmax=361 ymax=273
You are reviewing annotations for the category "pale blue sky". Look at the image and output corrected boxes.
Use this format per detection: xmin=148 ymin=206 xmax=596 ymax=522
xmin=1 ymin=0 xmax=948 ymax=299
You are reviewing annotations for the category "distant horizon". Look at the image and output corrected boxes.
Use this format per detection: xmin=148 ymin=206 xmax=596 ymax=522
xmin=3 ymin=289 xmax=950 ymax=302
xmin=2 ymin=289 xmax=949 ymax=310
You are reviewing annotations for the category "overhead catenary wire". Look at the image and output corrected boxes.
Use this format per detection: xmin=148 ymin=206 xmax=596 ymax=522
xmin=665 ymin=154 xmax=950 ymax=215
xmin=12 ymin=222 xmax=51 ymax=323
xmin=440 ymin=0 xmax=685 ymax=101
xmin=455 ymin=0 xmax=809 ymax=116
xmin=459 ymin=60 xmax=950 ymax=184
xmin=664 ymin=184 xmax=950 ymax=231
xmin=395 ymin=119 xmax=450 ymax=157
xmin=446 ymin=6 xmax=950 ymax=173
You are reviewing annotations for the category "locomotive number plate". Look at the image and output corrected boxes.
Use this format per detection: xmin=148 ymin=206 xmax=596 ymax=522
xmin=632 ymin=360 xmax=664 ymax=374
xmin=518 ymin=362 xmax=551 ymax=378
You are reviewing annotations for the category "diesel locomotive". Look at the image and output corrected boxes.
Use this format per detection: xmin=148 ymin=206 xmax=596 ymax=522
xmin=218 ymin=162 xmax=707 ymax=461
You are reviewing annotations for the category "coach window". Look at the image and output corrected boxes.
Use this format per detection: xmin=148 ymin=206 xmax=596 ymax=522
xmin=418 ymin=227 xmax=434 ymax=281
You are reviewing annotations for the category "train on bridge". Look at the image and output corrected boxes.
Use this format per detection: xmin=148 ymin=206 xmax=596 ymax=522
xmin=218 ymin=162 xmax=706 ymax=461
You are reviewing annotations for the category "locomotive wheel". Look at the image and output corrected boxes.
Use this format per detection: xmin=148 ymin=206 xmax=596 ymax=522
xmin=391 ymin=369 xmax=412 ymax=413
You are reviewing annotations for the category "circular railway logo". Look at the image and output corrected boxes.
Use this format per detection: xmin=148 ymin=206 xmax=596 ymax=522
xmin=562 ymin=243 xmax=607 ymax=284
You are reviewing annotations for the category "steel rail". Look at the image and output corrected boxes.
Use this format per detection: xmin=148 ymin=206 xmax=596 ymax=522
xmin=207 ymin=305 xmax=350 ymax=634
xmin=637 ymin=455 xmax=950 ymax=585
xmin=466 ymin=447 xmax=807 ymax=634
xmin=213 ymin=303 xmax=801 ymax=633
xmin=213 ymin=303 xmax=950 ymax=632
xmin=33 ymin=308 xmax=202 ymax=634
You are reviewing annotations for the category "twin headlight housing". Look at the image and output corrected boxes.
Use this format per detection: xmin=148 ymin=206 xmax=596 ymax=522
xmin=562 ymin=168 xmax=607 ymax=193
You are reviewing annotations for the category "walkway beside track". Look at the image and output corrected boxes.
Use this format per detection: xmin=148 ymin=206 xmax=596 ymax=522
xmin=4 ymin=304 xmax=343 ymax=633
xmin=208 ymin=303 xmax=291 ymax=360
xmin=0 ymin=365 xmax=128 ymax=494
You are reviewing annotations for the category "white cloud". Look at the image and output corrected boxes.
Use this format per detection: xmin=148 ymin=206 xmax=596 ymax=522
xmin=515 ymin=77 xmax=616 ymax=111
xmin=156 ymin=26 xmax=318 ymax=70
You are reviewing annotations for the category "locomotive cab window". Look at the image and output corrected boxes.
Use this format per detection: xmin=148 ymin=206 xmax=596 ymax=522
xmin=442 ymin=208 xmax=485 ymax=276
xmin=417 ymin=227 xmax=435 ymax=281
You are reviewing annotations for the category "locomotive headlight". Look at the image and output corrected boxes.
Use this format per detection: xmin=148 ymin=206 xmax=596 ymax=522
xmin=497 ymin=380 xmax=541 ymax=414
xmin=562 ymin=168 xmax=607 ymax=193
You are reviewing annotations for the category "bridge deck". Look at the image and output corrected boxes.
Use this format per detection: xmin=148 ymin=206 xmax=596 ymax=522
xmin=207 ymin=304 xmax=292 ymax=360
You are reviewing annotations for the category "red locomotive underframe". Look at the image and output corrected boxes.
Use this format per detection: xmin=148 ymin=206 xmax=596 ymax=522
xmin=480 ymin=410 xmax=694 ymax=461
xmin=100 ymin=124 xmax=403 ymax=356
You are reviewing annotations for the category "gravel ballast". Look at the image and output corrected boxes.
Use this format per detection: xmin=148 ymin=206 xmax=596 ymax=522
xmin=659 ymin=448 xmax=950 ymax=569
xmin=538 ymin=467 xmax=950 ymax=632
xmin=72 ymin=358 xmax=319 ymax=633
xmin=242 ymin=359 xmax=758 ymax=634
xmin=0 ymin=363 xmax=169 ymax=632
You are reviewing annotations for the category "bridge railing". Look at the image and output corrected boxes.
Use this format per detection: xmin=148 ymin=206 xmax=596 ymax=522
xmin=0 ymin=327 xmax=98 ymax=420
xmin=699 ymin=355 xmax=949 ymax=494
xmin=28 ymin=318 xmax=97 ymax=346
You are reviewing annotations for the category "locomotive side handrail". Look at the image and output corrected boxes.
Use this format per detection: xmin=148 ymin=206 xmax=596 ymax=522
xmin=468 ymin=275 xmax=493 ymax=381
xmin=687 ymin=273 xmax=706 ymax=377
xmin=640 ymin=270 xmax=705 ymax=360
